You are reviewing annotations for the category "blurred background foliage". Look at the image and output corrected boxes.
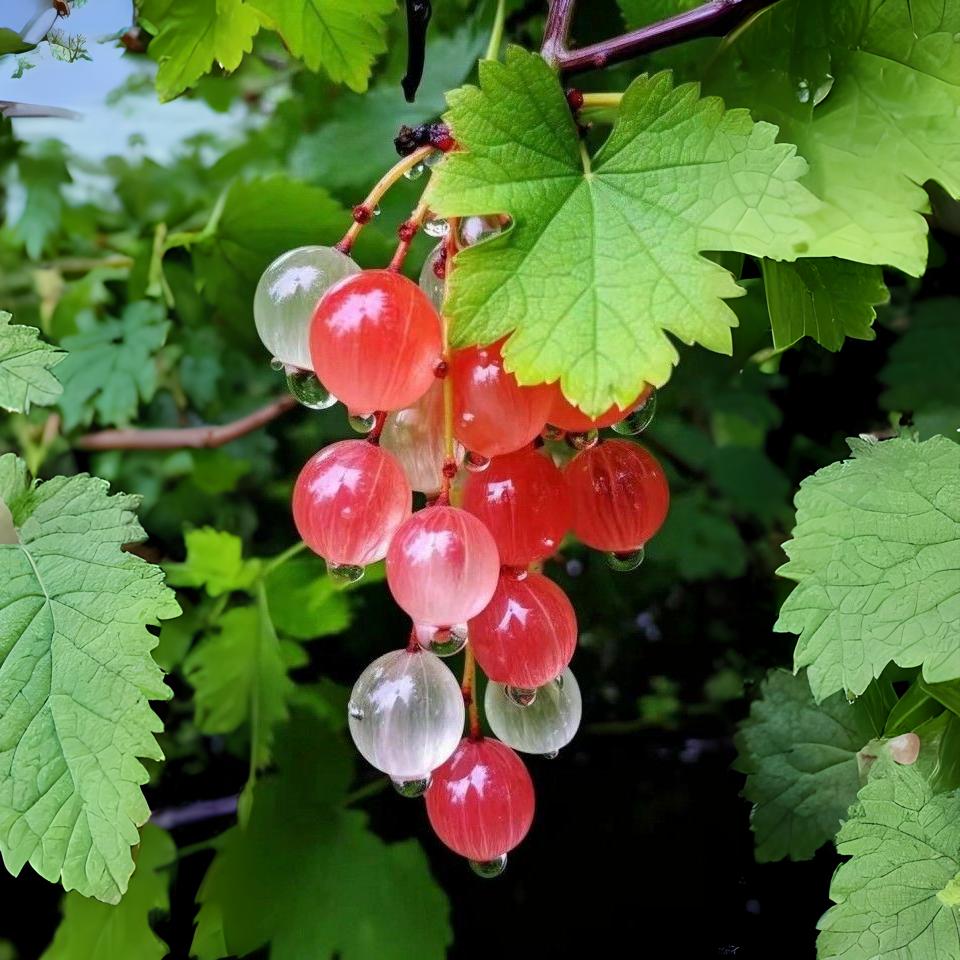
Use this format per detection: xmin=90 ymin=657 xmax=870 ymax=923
xmin=0 ymin=0 xmax=958 ymax=957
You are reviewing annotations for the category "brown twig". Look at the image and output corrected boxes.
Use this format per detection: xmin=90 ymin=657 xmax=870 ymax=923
xmin=542 ymin=0 xmax=779 ymax=74
xmin=75 ymin=395 xmax=297 ymax=451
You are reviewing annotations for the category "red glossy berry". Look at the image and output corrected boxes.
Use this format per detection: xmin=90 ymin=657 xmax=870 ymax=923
xmin=462 ymin=446 xmax=570 ymax=566
xmin=470 ymin=571 xmax=577 ymax=688
xmin=426 ymin=737 xmax=535 ymax=862
xmin=547 ymin=383 xmax=650 ymax=432
xmin=386 ymin=505 xmax=500 ymax=626
xmin=564 ymin=439 xmax=669 ymax=551
xmin=310 ymin=269 xmax=442 ymax=413
xmin=452 ymin=339 xmax=553 ymax=458
xmin=292 ymin=440 xmax=411 ymax=566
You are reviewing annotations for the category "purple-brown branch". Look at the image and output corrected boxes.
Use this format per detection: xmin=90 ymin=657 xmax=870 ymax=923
xmin=75 ymin=395 xmax=297 ymax=451
xmin=542 ymin=0 xmax=779 ymax=73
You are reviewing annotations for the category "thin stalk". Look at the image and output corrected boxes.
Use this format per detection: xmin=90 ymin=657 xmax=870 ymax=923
xmin=387 ymin=195 xmax=432 ymax=272
xmin=261 ymin=540 xmax=308 ymax=577
xmin=484 ymin=0 xmax=508 ymax=61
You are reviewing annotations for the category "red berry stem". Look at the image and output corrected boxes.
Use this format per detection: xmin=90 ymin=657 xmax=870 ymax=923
xmin=437 ymin=216 xmax=461 ymax=504
xmin=366 ymin=410 xmax=388 ymax=444
xmin=387 ymin=197 xmax=431 ymax=272
xmin=461 ymin=645 xmax=482 ymax=740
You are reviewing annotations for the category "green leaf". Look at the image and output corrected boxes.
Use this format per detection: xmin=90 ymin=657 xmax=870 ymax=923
xmin=617 ymin=0 xmax=700 ymax=28
xmin=0 ymin=455 xmax=179 ymax=903
xmin=429 ymin=48 xmax=818 ymax=414
xmin=182 ymin=600 xmax=291 ymax=769
xmin=246 ymin=0 xmax=395 ymax=92
xmin=264 ymin=556 xmax=351 ymax=640
xmin=762 ymin=259 xmax=888 ymax=352
xmin=881 ymin=300 xmax=960 ymax=417
xmin=818 ymin=758 xmax=960 ymax=960
xmin=163 ymin=528 xmax=261 ymax=597
xmin=40 ymin=826 xmax=174 ymax=960
xmin=706 ymin=0 xmax=960 ymax=277
xmin=141 ymin=0 xmax=262 ymax=102
xmin=706 ymin=446 xmax=791 ymax=525
xmin=0 ymin=312 xmax=65 ymax=412
xmin=57 ymin=302 xmax=170 ymax=431
xmin=776 ymin=436 xmax=960 ymax=702
xmin=0 ymin=28 xmax=35 ymax=56
xmin=13 ymin=140 xmax=70 ymax=260
xmin=192 ymin=713 xmax=452 ymax=960
xmin=735 ymin=669 xmax=882 ymax=862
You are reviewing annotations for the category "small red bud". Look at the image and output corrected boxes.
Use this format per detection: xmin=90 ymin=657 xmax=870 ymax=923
xmin=397 ymin=221 xmax=417 ymax=242
xmin=442 ymin=458 xmax=458 ymax=479
xmin=434 ymin=360 xmax=449 ymax=379
xmin=566 ymin=88 xmax=584 ymax=111
xmin=352 ymin=204 xmax=373 ymax=224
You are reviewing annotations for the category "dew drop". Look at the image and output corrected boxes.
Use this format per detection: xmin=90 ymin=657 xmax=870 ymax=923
xmin=541 ymin=424 xmax=565 ymax=442
xmin=372 ymin=204 xmax=382 ymax=217
xmin=469 ymin=854 xmax=507 ymax=878
xmin=329 ymin=563 xmax=364 ymax=585
xmin=348 ymin=411 xmax=378 ymax=434
xmin=506 ymin=686 xmax=537 ymax=708
xmin=567 ymin=429 xmax=598 ymax=451
xmin=606 ymin=547 xmax=645 ymax=572
xmin=286 ymin=368 xmax=337 ymax=410
xmin=392 ymin=776 xmax=431 ymax=797
xmin=612 ymin=391 xmax=657 ymax=435
xmin=423 ymin=218 xmax=449 ymax=238
xmin=796 ymin=78 xmax=811 ymax=103
xmin=348 ymin=702 xmax=364 ymax=721
xmin=270 ymin=356 xmax=285 ymax=372
xmin=404 ymin=162 xmax=426 ymax=181
xmin=418 ymin=624 xmax=468 ymax=657
xmin=424 ymin=151 xmax=444 ymax=169
xmin=542 ymin=750 xmax=560 ymax=760
xmin=464 ymin=451 xmax=490 ymax=472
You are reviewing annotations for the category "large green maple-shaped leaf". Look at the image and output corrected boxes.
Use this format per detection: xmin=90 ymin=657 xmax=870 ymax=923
xmin=57 ymin=302 xmax=170 ymax=431
xmin=0 ymin=312 xmax=65 ymax=413
xmin=141 ymin=0 xmax=262 ymax=102
xmin=247 ymin=0 xmax=395 ymax=92
xmin=192 ymin=713 xmax=452 ymax=960
xmin=706 ymin=0 xmax=960 ymax=277
xmin=0 ymin=455 xmax=179 ymax=903
xmin=734 ymin=669 xmax=881 ymax=862
xmin=762 ymin=259 xmax=888 ymax=352
xmin=40 ymin=826 xmax=174 ymax=960
xmin=776 ymin=436 xmax=960 ymax=703
xmin=428 ymin=47 xmax=818 ymax=415
xmin=818 ymin=759 xmax=960 ymax=960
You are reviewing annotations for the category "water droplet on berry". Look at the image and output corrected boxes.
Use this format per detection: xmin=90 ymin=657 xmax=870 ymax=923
xmin=568 ymin=429 xmax=598 ymax=450
xmin=423 ymin=151 xmax=444 ymax=169
xmin=404 ymin=162 xmax=426 ymax=180
xmin=464 ymin=451 xmax=490 ymax=472
xmin=417 ymin=624 xmax=468 ymax=657
xmin=506 ymin=686 xmax=537 ymax=708
xmin=286 ymin=368 xmax=337 ymax=409
xmin=612 ymin=391 xmax=657 ymax=435
xmin=329 ymin=563 xmax=364 ymax=585
xmin=423 ymin=218 xmax=449 ymax=238
xmin=348 ymin=702 xmax=364 ymax=721
xmin=542 ymin=750 xmax=559 ymax=759
xmin=554 ymin=673 xmax=565 ymax=690
xmin=348 ymin=412 xmax=378 ymax=434
xmin=392 ymin=775 xmax=431 ymax=797
xmin=372 ymin=204 xmax=382 ymax=217
xmin=270 ymin=356 xmax=285 ymax=372
xmin=606 ymin=547 xmax=645 ymax=572
xmin=469 ymin=854 xmax=507 ymax=878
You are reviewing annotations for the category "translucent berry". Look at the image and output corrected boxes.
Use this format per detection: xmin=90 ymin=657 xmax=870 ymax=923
xmin=485 ymin=669 xmax=582 ymax=755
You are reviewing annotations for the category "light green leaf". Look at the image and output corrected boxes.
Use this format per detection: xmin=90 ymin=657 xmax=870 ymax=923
xmin=429 ymin=47 xmax=818 ymax=414
xmin=881 ymin=299 xmax=960 ymax=417
xmin=707 ymin=0 xmax=960 ymax=276
xmin=13 ymin=140 xmax=70 ymax=260
xmin=776 ymin=436 xmax=960 ymax=702
xmin=264 ymin=556 xmax=351 ymax=640
xmin=192 ymin=713 xmax=452 ymax=960
xmin=734 ymin=669 xmax=881 ymax=862
xmin=0 ymin=28 xmax=35 ymax=56
xmin=818 ymin=759 xmax=960 ymax=960
xmin=0 ymin=312 xmax=65 ymax=412
xmin=182 ymin=600 xmax=291 ymax=769
xmin=0 ymin=456 xmax=179 ymax=903
xmin=762 ymin=259 xmax=888 ymax=352
xmin=141 ymin=0 xmax=262 ymax=102
xmin=246 ymin=0 xmax=395 ymax=92
xmin=57 ymin=302 xmax=170 ymax=431
xmin=163 ymin=528 xmax=261 ymax=597
xmin=40 ymin=825 xmax=174 ymax=960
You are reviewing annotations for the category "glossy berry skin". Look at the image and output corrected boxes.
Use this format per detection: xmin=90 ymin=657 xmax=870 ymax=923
xmin=485 ymin=668 xmax=582 ymax=755
xmin=462 ymin=447 xmax=570 ymax=566
xmin=426 ymin=737 xmax=535 ymax=862
xmin=564 ymin=439 xmax=669 ymax=551
xmin=386 ymin=505 xmax=500 ymax=626
xmin=469 ymin=572 xmax=577 ymax=688
xmin=547 ymin=383 xmax=651 ymax=432
xmin=293 ymin=440 xmax=411 ymax=566
xmin=310 ymin=269 xmax=442 ymax=413
xmin=452 ymin=340 xmax=552 ymax=458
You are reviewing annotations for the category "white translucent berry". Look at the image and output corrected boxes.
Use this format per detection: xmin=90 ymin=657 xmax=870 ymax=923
xmin=418 ymin=242 xmax=445 ymax=311
xmin=484 ymin=668 xmax=582 ymax=755
xmin=253 ymin=245 xmax=359 ymax=370
xmin=380 ymin=381 xmax=463 ymax=495
xmin=347 ymin=648 xmax=464 ymax=779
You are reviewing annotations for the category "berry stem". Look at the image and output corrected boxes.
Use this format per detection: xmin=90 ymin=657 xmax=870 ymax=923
xmin=462 ymin=645 xmax=481 ymax=740
xmin=484 ymin=0 xmax=507 ymax=61
xmin=580 ymin=92 xmax=623 ymax=110
xmin=336 ymin=144 xmax=435 ymax=253
xmin=541 ymin=0 xmax=778 ymax=74
xmin=387 ymin=196 xmax=432 ymax=272
xmin=438 ymin=216 xmax=461 ymax=503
